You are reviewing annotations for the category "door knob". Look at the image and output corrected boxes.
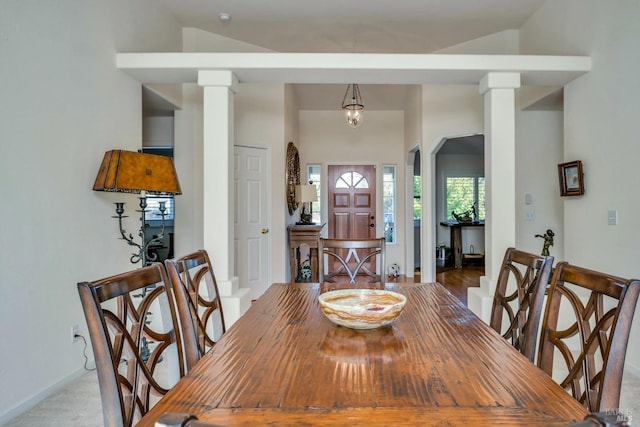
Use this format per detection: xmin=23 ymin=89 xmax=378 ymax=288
xmin=369 ymin=224 xmax=375 ymax=228
xmin=261 ymin=228 xmax=269 ymax=234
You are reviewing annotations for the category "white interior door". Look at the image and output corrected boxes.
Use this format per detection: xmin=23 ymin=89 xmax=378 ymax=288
xmin=234 ymin=145 xmax=270 ymax=300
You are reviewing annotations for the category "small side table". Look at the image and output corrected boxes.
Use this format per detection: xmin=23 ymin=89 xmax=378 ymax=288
xmin=288 ymin=223 xmax=326 ymax=282
xmin=439 ymin=220 xmax=484 ymax=268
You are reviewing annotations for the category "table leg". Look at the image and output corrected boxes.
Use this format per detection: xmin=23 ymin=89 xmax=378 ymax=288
xmin=310 ymin=248 xmax=318 ymax=282
xmin=451 ymin=227 xmax=462 ymax=268
xmin=290 ymin=247 xmax=297 ymax=282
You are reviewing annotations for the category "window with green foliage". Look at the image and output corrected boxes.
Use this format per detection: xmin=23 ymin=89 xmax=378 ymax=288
xmin=413 ymin=175 xmax=421 ymax=220
xmin=446 ymin=175 xmax=485 ymax=221
xmin=383 ymin=165 xmax=396 ymax=243
xmin=307 ymin=164 xmax=321 ymax=224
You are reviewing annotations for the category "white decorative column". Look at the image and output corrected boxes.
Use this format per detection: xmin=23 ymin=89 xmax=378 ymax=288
xmin=198 ymin=70 xmax=249 ymax=326
xmin=467 ymin=72 xmax=520 ymax=323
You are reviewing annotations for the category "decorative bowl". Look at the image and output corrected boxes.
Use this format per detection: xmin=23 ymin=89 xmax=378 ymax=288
xmin=318 ymin=289 xmax=407 ymax=330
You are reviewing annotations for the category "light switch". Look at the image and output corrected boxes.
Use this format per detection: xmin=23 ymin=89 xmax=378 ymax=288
xmin=524 ymin=193 xmax=533 ymax=205
xmin=608 ymin=210 xmax=618 ymax=225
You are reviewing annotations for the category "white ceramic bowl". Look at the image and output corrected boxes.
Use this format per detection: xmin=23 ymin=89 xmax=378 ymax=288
xmin=318 ymin=289 xmax=407 ymax=330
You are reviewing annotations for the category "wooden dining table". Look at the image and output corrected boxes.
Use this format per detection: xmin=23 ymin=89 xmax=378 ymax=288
xmin=139 ymin=282 xmax=589 ymax=426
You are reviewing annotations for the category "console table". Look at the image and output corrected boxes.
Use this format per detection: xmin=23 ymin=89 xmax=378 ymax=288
xmin=439 ymin=220 xmax=484 ymax=268
xmin=288 ymin=223 xmax=326 ymax=282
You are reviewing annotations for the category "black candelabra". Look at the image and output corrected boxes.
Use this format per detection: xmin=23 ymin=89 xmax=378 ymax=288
xmin=113 ymin=194 xmax=167 ymax=266
xmin=113 ymin=195 xmax=168 ymax=362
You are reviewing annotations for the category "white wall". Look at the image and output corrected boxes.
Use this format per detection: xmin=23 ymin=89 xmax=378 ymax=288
xmin=181 ymin=28 xmax=290 ymax=290
xmin=515 ymin=111 xmax=564 ymax=258
xmin=403 ymin=87 xmax=423 ymax=275
xmin=521 ymin=0 xmax=640 ymax=374
xmin=183 ymin=27 xmax=273 ymax=53
xmin=143 ymin=116 xmax=175 ymax=146
xmin=298 ymin=110 xmax=406 ymax=274
xmin=421 ymin=85 xmax=484 ymax=280
xmin=234 ymin=83 xmax=288 ymax=290
xmin=0 ymin=0 xmax=182 ymax=422
xmin=174 ymin=84 xmax=205 ymax=256
xmin=436 ymin=29 xmax=520 ymax=55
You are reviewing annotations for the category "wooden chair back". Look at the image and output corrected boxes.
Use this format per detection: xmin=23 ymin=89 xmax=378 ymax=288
xmin=489 ymin=247 xmax=554 ymax=362
xmin=318 ymin=238 xmax=386 ymax=283
xmin=537 ymin=262 xmax=640 ymax=412
xmin=77 ymin=263 xmax=185 ymax=427
xmin=164 ymin=249 xmax=226 ymax=371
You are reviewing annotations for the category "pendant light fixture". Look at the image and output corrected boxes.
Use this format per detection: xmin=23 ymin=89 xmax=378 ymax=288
xmin=341 ymin=83 xmax=364 ymax=128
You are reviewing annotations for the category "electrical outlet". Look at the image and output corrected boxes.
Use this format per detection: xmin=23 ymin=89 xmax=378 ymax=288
xmin=71 ymin=325 xmax=79 ymax=343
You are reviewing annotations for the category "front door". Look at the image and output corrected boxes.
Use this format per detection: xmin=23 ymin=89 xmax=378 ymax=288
xmin=328 ymin=165 xmax=377 ymax=272
xmin=234 ymin=145 xmax=270 ymax=300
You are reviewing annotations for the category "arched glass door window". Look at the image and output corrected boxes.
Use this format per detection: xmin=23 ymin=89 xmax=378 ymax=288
xmin=335 ymin=171 xmax=369 ymax=189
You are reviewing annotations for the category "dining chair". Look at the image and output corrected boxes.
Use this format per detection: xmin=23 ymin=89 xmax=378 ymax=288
xmin=563 ymin=411 xmax=632 ymax=426
xmin=318 ymin=237 xmax=386 ymax=283
xmin=77 ymin=263 xmax=185 ymax=427
xmin=489 ymin=247 xmax=554 ymax=362
xmin=164 ymin=249 xmax=226 ymax=371
xmin=537 ymin=262 xmax=640 ymax=412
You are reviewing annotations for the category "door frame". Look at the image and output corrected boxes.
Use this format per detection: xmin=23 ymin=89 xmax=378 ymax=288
xmin=234 ymin=143 xmax=272 ymax=301
xmin=406 ymin=146 xmax=420 ymax=279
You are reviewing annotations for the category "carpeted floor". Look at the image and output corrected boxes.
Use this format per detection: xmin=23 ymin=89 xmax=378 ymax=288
xmin=4 ymin=369 xmax=102 ymax=427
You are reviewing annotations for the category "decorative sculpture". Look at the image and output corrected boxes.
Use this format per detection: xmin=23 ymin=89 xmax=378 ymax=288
xmin=535 ymin=229 xmax=555 ymax=256
xmin=452 ymin=202 xmax=479 ymax=224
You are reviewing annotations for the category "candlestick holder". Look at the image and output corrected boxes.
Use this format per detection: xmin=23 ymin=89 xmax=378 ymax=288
xmin=113 ymin=196 xmax=167 ymax=266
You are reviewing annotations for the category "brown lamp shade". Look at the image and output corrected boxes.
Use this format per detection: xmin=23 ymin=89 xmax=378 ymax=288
xmin=93 ymin=150 xmax=182 ymax=195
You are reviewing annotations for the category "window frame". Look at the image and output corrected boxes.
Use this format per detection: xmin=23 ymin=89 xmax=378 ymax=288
xmin=306 ymin=164 xmax=321 ymax=225
xmin=443 ymin=171 xmax=485 ymax=222
xmin=382 ymin=165 xmax=396 ymax=244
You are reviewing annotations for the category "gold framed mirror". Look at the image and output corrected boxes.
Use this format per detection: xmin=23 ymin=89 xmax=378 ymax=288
xmin=286 ymin=142 xmax=300 ymax=215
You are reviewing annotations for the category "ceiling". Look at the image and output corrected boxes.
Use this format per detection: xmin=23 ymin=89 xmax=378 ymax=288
xmin=146 ymin=0 xmax=549 ymax=113
xmin=438 ymin=134 xmax=484 ymax=156
xmin=157 ymin=0 xmax=547 ymax=54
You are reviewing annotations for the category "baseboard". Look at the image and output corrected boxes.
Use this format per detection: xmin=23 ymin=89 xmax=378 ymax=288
xmin=0 ymin=367 xmax=88 ymax=425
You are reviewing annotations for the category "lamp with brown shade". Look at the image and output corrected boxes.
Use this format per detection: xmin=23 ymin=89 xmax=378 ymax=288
xmin=93 ymin=149 xmax=181 ymax=265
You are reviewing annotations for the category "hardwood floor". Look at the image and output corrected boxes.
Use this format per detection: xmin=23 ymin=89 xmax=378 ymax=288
xmin=389 ymin=265 xmax=483 ymax=306
xmin=311 ymin=264 xmax=483 ymax=307
xmin=435 ymin=265 xmax=483 ymax=306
